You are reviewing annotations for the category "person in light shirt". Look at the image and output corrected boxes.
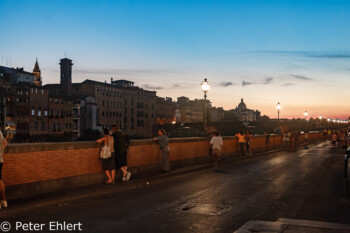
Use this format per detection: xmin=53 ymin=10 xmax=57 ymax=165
xmin=210 ymin=131 xmax=223 ymax=168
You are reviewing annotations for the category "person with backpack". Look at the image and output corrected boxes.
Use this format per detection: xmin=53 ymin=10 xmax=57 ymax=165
xmin=97 ymin=128 xmax=116 ymax=184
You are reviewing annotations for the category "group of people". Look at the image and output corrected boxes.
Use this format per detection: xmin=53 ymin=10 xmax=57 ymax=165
xmin=331 ymin=129 xmax=350 ymax=149
xmin=97 ymin=127 xmax=172 ymax=183
xmin=235 ymin=130 xmax=253 ymax=156
xmin=282 ymin=130 xmax=302 ymax=152
xmin=96 ymin=125 xmax=131 ymax=183
xmin=0 ymin=130 xmax=8 ymax=210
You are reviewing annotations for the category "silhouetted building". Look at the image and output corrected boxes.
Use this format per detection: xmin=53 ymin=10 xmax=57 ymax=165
xmin=156 ymin=97 xmax=176 ymax=125
xmin=232 ymin=98 xmax=260 ymax=122
xmin=60 ymin=58 xmax=73 ymax=96
xmin=33 ymin=58 xmax=42 ymax=86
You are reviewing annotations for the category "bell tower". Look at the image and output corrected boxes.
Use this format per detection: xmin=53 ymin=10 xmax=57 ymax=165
xmin=33 ymin=58 xmax=42 ymax=86
xmin=60 ymin=58 xmax=73 ymax=96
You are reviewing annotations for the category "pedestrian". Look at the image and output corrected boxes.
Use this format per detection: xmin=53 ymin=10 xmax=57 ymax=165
xmin=0 ymin=129 xmax=8 ymax=210
xmin=331 ymin=131 xmax=337 ymax=148
xmin=341 ymin=130 xmax=347 ymax=149
xmin=96 ymin=128 xmax=116 ymax=184
xmin=154 ymin=129 xmax=170 ymax=173
xmin=235 ymin=130 xmax=245 ymax=156
xmin=112 ymin=125 xmax=131 ymax=181
xmin=210 ymin=131 xmax=223 ymax=168
xmin=290 ymin=132 xmax=295 ymax=152
xmin=283 ymin=132 xmax=290 ymax=151
xmin=304 ymin=131 xmax=309 ymax=149
xmin=245 ymin=130 xmax=252 ymax=156
xmin=264 ymin=132 xmax=270 ymax=151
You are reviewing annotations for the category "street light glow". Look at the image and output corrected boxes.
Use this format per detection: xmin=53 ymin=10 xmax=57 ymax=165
xmin=276 ymin=102 xmax=281 ymax=110
xmin=201 ymin=78 xmax=210 ymax=92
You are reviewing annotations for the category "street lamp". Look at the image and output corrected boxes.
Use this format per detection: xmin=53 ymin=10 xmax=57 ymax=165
xmin=276 ymin=102 xmax=281 ymax=120
xmin=201 ymin=78 xmax=210 ymax=134
xmin=304 ymin=110 xmax=308 ymax=120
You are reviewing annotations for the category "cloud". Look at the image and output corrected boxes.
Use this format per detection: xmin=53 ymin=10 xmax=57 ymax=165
xmin=290 ymin=74 xmax=313 ymax=80
xmin=264 ymin=77 xmax=274 ymax=84
xmin=143 ymin=84 xmax=163 ymax=90
xmin=73 ymin=68 xmax=188 ymax=76
xmin=218 ymin=81 xmax=235 ymax=87
xmin=172 ymin=83 xmax=184 ymax=88
xmin=255 ymin=50 xmax=350 ymax=59
xmin=242 ymin=80 xmax=253 ymax=87
xmin=282 ymin=83 xmax=295 ymax=86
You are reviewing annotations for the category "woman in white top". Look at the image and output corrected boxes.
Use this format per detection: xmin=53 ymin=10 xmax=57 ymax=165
xmin=210 ymin=131 xmax=223 ymax=168
xmin=97 ymin=128 xmax=116 ymax=184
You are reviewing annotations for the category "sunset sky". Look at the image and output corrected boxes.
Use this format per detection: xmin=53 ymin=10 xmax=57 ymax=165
xmin=1 ymin=0 xmax=350 ymax=119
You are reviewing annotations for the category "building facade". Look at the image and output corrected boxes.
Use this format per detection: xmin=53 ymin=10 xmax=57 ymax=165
xmin=232 ymin=98 xmax=260 ymax=122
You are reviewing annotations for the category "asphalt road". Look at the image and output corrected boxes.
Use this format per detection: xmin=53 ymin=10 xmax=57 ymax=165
xmin=2 ymin=141 xmax=350 ymax=233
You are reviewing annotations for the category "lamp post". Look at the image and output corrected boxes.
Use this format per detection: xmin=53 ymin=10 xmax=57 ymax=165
xmin=304 ymin=110 xmax=308 ymax=120
xmin=276 ymin=102 xmax=281 ymax=120
xmin=201 ymin=78 xmax=210 ymax=134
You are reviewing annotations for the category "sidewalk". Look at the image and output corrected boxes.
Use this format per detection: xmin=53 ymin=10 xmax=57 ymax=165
xmin=234 ymin=218 xmax=350 ymax=233
xmin=4 ymin=139 xmax=323 ymax=212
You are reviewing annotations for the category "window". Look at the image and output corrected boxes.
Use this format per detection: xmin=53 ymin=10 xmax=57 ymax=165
xmin=44 ymin=110 xmax=48 ymax=117
xmin=41 ymin=89 xmax=44 ymax=94
xmin=38 ymin=109 xmax=42 ymax=117
xmin=35 ymin=88 xmax=38 ymax=94
xmin=41 ymin=122 xmax=46 ymax=131
xmin=33 ymin=122 xmax=38 ymax=131
xmin=31 ymin=109 xmax=35 ymax=116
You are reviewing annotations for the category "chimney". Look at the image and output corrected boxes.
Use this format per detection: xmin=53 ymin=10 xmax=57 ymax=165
xmin=111 ymin=77 xmax=113 ymax=84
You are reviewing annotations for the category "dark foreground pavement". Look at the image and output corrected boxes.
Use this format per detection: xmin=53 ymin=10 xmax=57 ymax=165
xmin=1 ymin=141 xmax=350 ymax=233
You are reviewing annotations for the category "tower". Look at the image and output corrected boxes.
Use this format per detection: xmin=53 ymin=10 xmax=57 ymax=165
xmin=60 ymin=58 xmax=73 ymax=96
xmin=33 ymin=58 xmax=42 ymax=86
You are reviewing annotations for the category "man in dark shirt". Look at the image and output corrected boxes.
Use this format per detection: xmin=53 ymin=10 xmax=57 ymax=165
xmin=112 ymin=125 xmax=130 ymax=181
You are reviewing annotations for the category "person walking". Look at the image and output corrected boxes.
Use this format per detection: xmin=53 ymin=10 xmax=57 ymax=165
xmin=0 ymin=129 xmax=8 ymax=210
xmin=97 ymin=128 xmax=116 ymax=184
xmin=264 ymin=132 xmax=270 ymax=151
xmin=245 ymin=130 xmax=252 ymax=156
xmin=235 ymin=130 xmax=245 ymax=157
xmin=112 ymin=125 xmax=131 ymax=181
xmin=154 ymin=129 xmax=170 ymax=173
xmin=331 ymin=131 xmax=337 ymax=148
xmin=210 ymin=131 xmax=223 ymax=168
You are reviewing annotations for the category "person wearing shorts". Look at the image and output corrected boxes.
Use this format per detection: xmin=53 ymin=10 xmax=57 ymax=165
xmin=210 ymin=131 xmax=223 ymax=168
xmin=112 ymin=125 xmax=130 ymax=181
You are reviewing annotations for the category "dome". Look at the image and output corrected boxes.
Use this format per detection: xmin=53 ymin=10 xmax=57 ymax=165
xmin=237 ymin=98 xmax=246 ymax=109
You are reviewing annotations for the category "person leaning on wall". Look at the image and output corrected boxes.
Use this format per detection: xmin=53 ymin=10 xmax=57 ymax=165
xmin=0 ymin=129 xmax=8 ymax=210
xmin=154 ymin=129 xmax=170 ymax=173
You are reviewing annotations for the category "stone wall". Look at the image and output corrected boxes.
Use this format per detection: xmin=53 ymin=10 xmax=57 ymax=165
xmin=2 ymin=132 xmax=324 ymax=200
